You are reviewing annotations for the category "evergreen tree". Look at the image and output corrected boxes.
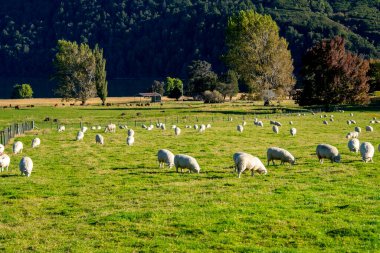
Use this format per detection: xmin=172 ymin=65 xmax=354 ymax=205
xmin=94 ymin=44 xmax=108 ymax=105
xmin=187 ymin=60 xmax=218 ymax=97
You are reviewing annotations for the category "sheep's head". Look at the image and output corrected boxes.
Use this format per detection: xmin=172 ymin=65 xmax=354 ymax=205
xmin=257 ymin=167 xmax=267 ymax=175
xmin=333 ymin=154 xmax=341 ymax=163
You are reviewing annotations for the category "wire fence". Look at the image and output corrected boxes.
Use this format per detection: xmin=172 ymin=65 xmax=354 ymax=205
xmin=0 ymin=121 xmax=35 ymax=146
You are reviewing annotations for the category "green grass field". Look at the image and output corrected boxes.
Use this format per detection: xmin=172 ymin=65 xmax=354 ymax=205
xmin=0 ymin=102 xmax=379 ymax=252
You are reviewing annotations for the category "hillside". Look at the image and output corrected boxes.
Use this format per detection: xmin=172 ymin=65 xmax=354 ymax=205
xmin=0 ymin=0 xmax=379 ymax=97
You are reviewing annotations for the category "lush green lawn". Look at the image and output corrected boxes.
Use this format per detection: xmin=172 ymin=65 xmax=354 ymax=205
xmin=0 ymin=102 xmax=379 ymax=252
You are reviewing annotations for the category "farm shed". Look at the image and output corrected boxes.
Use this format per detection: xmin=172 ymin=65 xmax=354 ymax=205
xmin=137 ymin=92 xmax=162 ymax=103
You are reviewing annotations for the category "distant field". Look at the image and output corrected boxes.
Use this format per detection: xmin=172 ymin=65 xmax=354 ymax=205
xmin=0 ymin=102 xmax=379 ymax=252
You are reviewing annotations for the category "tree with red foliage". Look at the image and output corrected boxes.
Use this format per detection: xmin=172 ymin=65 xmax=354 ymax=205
xmin=296 ymin=36 xmax=370 ymax=107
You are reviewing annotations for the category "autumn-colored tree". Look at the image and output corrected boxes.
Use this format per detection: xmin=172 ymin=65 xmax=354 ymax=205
xmin=224 ymin=10 xmax=295 ymax=99
xmin=297 ymin=36 xmax=370 ymax=106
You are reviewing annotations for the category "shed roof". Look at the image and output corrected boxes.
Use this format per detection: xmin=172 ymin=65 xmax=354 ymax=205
xmin=138 ymin=92 xmax=162 ymax=97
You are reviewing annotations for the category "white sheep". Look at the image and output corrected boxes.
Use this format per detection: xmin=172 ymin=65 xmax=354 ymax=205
xmin=316 ymin=144 xmax=341 ymax=163
xmin=127 ymin=136 xmax=134 ymax=146
xmin=274 ymin=121 xmax=282 ymax=127
xmin=289 ymin=121 xmax=293 ymax=125
xmin=199 ymin=124 xmax=206 ymax=133
xmin=323 ymin=120 xmax=329 ymax=125
xmin=366 ymin=126 xmax=373 ymax=132
xmin=0 ymin=154 xmax=10 ymax=172
xmin=174 ymin=154 xmax=200 ymax=173
xmin=13 ymin=141 xmax=23 ymax=154
xmin=346 ymin=131 xmax=359 ymax=139
xmin=31 ymin=137 xmax=41 ymax=148
xmin=160 ymin=124 xmax=166 ymax=130
xmin=175 ymin=127 xmax=181 ymax=136
xmin=19 ymin=156 xmax=33 ymax=177
xmin=58 ymin=125 xmax=65 ymax=132
xmin=232 ymin=152 xmax=245 ymax=172
xmin=95 ymin=134 xmax=104 ymax=145
xmin=360 ymin=142 xmax=374 ymax=163
xmin=128 ymin=129 xmax=135 ymax=137
xmin=171 ymin=125 xmax=177 ymax=129
xmin=91 ymin=126 xmax=96 ymax=130
xmin=76 ymin=131 xmax=84 ymax=141
xmin=147 ymin=125 xmax=154 ymax=131
xmin=104 ymin=124 xmax=116 ymax=133
xmin=242 ymin=121 xmax=247 ymax=126
xmin=234 ymin=152 xmax=267 ymax=178
xmin=290 ymin=128 xmax=297 ymax=136
xmin=157 ymin=149 xmax=175 ymax=168
xmin=354 ymin=126 xmax=361 ymax=133
xmin=267 ymin=147 xmax=295 ymax=166
xmin=237 ymin=125 xmax=244 ymax=133
xmin=194 ymin=124 xmax=198 ymax=130
xmin=97 ymin=126 xmax=102 ymax=130
xmin=350 ymin=120 xmax=356 ymax=124
xmin=257 ymin=121 xmax=264 ymax=127
xmin=81 ymin=126 xmax=88 ymax=133
xmin=347 ymin=138 xmax=360 ymax=153
xmin=206 ymin=124 xmax=211 ymax=128
xmin=330 ymin=118 xmax=334 ymax=122
xmin=350 ymin=113 xmax=354 ymax=117
xmin=0 ymin=144 xmax=4 ymax=155
xmin=347 ymin=120 xmax=352 ymax=125
xmin=272 ymin=125 xmax=279 ymax=134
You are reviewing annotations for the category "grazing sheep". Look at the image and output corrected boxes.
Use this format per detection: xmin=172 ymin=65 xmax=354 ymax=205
xmin=171 ymin=125 xmax=177 ymax=129
xmin=91 ymin=126 xmax=96 ymax=130
xmin=272 ymin=125 xmax=279 ymax=134
xmin=351 ymin=120 xmax=357 ymax=124
xmin=206 ymin=124 xmax=211 ymax=128
xmin=19 ymin=156 xmax=33 ymax=177
xmin=0 ymin=144 xmax=4 ymax=155
xmin=81 ymin=126 xmax=88 ymax=133
xmin=127 ymin=136 xmax=134 ymax=146
xmin=320 ymin=115 xmax=323 ymax=118
xmin=104 ymin=124 xmax=116 ymax=133
xmin=350 ymin=113 xmax=354 ymax=117
xmin=346 ymin=131 xmax=359 ymax=139
xmin=199 ymin=124 xmax=206 ymax=133
xmin=76 ymin=131 xmax=84 ymax=141
xmin=147 ymin=125 xmax=154 ymax=131
xmin=232 ymin=152 xmax=245 ymax=172
xmin=274 ymin=121 xmax=282 ymax=127
xmin=267 ymin=147 xmax=295 ymax=165
xmin=242 ymin=121 xmax=247 ymax=126
xmin=160 ymin=124 xmax=166 ymax=130
xmin=174 ymin=154 xmax=200 ymax=173
xmin=13 ymin=141 xmax=23 ymax=154
xmin=128 ymin=129 xmax=135 ymax=137
xmin=95 ymin=134 xmax=104 ymax=145
xmin=194 ymin=124 xmax=198 ymax=130
xmin=330 ymin=118 xmax=334 ymax=122
xmin=366 ymin=126 xmax=373 ymax=132
xmin=175 ymin=127 xmax=181 ymax=136
xmin=157 ymin=149 xmax=175 ymax=168
xmin=234 ymin=152 xmax=267 ymax=178
xmin=323 ymin=120 xmax=329 ymax=125
xmin=237 ymin=125 xmax=244 ymax=133
xmin=370 ymin=120 xmax=375 ymax=124
xmin=347 ymin=139 xmax=360 ymax=153
xmin=31 ymin=138 xmax=41 ymax=148
xmin=360 ymin=142 xmax=374 ymax=162
xmin=347 ymin=120 xmax=352 ymax=125
xmin=289 ymin=121 xmax=293 ymax=125
xmin=58 ymin=125 xmax=65 ymax=132
xmin=257 ymin=121 xmax=264 ymax=127
xmin=270 ymin=120 xmax=276 ymax=125
xmin=290 ymin=128 xmax=297 ymax=136
xmin=316 ymin=144 xmax=341 ymax=163
xmin=354 ymin=126 xmax=361 ymax=133
xmin=0 ymin=154 xmax=10 ymax=172
xmin=97 ymin=126 xmax=102 ymax=130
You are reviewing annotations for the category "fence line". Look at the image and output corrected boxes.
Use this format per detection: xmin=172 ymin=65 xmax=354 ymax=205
xmin=0 ymin=121 xmax=35 ymax=146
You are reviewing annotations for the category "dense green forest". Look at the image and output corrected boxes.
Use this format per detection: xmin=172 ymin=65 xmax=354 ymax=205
xmin=0 ymin=0 xmax=379 ymax=97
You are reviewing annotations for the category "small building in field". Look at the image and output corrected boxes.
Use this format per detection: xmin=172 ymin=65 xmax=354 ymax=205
xmin=138 ymin=92 xmax=162 ymax=103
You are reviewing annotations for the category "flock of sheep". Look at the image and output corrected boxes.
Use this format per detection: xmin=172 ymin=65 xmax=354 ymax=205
xmin=0 ymin=111 xmax=379 ymax=178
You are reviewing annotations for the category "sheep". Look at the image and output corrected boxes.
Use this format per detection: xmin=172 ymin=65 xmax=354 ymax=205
xmin=104 ymin=124 xmax=116 ymax=133
xmin=147 ymin=125 xmax=154 ymax=131
xmin=174 ymin=154 xmax=200 ymax=173
xmin=234 ymin=152 xmax=267 ymax=178
xmin=175 ymin=127 xmax=181 ymax=136
xmin=366 ymin=126 xmax=373 ymax=132
xmin=257 ymin=121 xmax=264 ymax=127
xmin=289 ymin=121 xmax=293 ymax=125
xmin=19 ymin=156 xmax=33 ymax=177
xmin=127 ymin=136 xmax=134 ymax=146
xmin=350 ymin=120 xmax=356 ymax=124
xmin=330 ymin=118 xmax=334 ymax=122
xmin=242 ymin=121 xmax=247 ymax=126
xmin=160 ymin=124 xmax=166 ymax=130
xmin=91 ymin=126 xmax=96 ymax=130
xmin=267 ymin=147 xmax=295 ymax=166
xmin=171 ymin=125 xmax=177 ymax=129
xmin=13 ymin=141 xmax=23 ymax=154
xmin=206 ymin=124 xmax=211 ymax=128
xmin=370 ymin=120 xmax=375 ymax=124
xmin=270 ymin=120 xmax=276 ymax=125
xmin=0 ymin=144 xmax=4 ymax=155
xmin=58 ymin=125 xmax=65 ymax=132
xmin=360 ymin=142 xmax=374 ymax=163
xmin=157 ymin=149 xmax=175 ymax=168
xmin=350 ymin=113 xmax=354 ymax=117
xmin=232 ymin=152 xmax=245 ymax=172
xmin=194 ymin=124 xmax=198 ymax=130
xmin=347 ymin=138 xmax=360 ymax=153
xmin=237 ymin=125 xmax=244 ymax=133
xmin=76 ymin=131 xmax=84 ymax=141
xmin=97 ymin=126 xmax=102 ymax=130
xmin=346 ymin=131 xmax=359 ymax=139
xmin=316 ymin=144 xmax=341 ymax=163
xmin=347 ymin=120 xmax=352 ymax=125
xmin=128 ymin=129 xmax=135 ymax=137
xmin=354 ymin=126 xmax=361 ymax=133
xmin=31 ymin=137 xmax=41 ymax=148
xmin=0 ymin=154 xmax=10 ymax=172
xmin=274 ymin=121 xmax=282 ymax=127
xmin=290 ymin=128 xmax=297 ymax=136
xmin=323 ymin=120 xmax=328 ymax=125
xmin=95 ymin=134 xmax=104 ymax=145
xmin=272 ymin=125 xmax=279 ymax=134
xmin=199 ymin=124 xmax=206 ymax=133
xmin=81 ymin=126 xmax=88 ymax=133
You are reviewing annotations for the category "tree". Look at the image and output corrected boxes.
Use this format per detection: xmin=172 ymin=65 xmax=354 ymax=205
xmin=94 ymin=44 xmax=108 ymax=105
xmin=368 ymin=59 xmax=380 ymax=93
xmin=187 ymin=60 xmax=218 ymax=97
xmin=152 ymin=80 xmax=164 ymax=95
xmin=53 ymin=40 xmax=96 ymax=104
xmin=297 ymin=36 xmax=370 ymax=107
xmin=224 ymin=10 xmax=295 ymax=99
xmin=216 ymin=70 xmax=239 ymax=101
xmin=169 ymin=86 xmax=183 ymax=101
xmin=11 ymin=84 xmax=33 ymax=99
xmin=165 ymin=77 xmax=183 ymax=97
xmin=203 ymin=90 xmax=224 ymax=103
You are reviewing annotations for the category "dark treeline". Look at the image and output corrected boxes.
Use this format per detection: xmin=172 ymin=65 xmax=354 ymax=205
xmin=0 ymin=0 xmax=379 ymax=96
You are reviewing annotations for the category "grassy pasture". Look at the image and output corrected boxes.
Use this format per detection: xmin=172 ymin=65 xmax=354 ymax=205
xmin=0 ymin=102 xmax=379 ymax=252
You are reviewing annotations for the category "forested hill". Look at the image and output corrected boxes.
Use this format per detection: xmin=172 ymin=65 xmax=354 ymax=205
xmin=0 ymin=0 xmax=379 ymax=97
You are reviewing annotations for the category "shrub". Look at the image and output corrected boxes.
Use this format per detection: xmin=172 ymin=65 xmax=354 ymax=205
xmin=11 ymin=84 xmax=33 ymax=99
xmin=203 ymin=90 xmax=224 ymax=103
